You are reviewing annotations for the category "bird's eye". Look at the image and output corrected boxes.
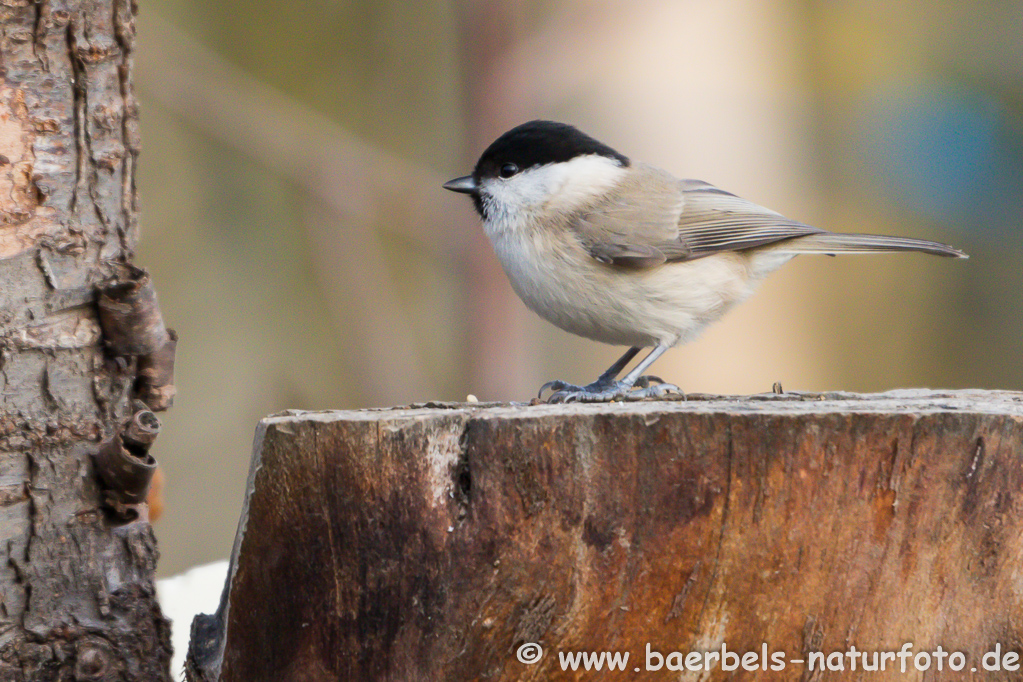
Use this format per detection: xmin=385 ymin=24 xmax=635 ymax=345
xmin=499 ymin=163 xmax=519 ymax=178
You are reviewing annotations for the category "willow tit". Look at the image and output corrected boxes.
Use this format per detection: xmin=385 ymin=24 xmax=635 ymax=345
xmin=444 ymin=120 xmax=967 ymax=403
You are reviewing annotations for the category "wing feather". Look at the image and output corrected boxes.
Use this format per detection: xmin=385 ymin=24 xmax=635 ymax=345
xmin=571 ymin=170 xmax=965 ymax=268
xmin=572 ymin=169 xmax=818 ymax=268
xmin=675 ymin=179 xmax=823 ymax=257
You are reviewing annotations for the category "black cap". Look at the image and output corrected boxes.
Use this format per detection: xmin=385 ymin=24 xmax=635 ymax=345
xmin=472 ymin=120 xmax=630 ymax=183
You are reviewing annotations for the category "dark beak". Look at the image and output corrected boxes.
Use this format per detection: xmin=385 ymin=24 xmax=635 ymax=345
xmin=443 ymin=175 xmax=477 ymax=194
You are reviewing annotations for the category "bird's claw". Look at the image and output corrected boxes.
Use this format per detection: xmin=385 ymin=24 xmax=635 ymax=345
xmin=538 ymin=379 xmax=584 ymax=399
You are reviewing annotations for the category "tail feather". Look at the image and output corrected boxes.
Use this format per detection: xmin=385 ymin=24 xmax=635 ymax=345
xmin=769 ymin=232 xmax=968 ymax=259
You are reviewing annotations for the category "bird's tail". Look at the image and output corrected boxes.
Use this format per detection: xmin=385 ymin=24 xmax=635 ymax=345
xmin=769 ymin=232 xmax=968 ymax=259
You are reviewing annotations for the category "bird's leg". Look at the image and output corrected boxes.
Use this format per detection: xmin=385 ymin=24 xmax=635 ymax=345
xmin=591 ymin=346 xmax=642 ymax=387
xmin=538 ymin=347 xmax=640 ymax=398
xmin=617 ymin=344 xmax=671 ymax=387
xmin=544 ymin=344 xmax=681 ymax=403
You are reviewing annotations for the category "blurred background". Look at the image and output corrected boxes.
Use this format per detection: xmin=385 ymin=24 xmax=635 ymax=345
xmin=136 ymin=0 xmax=1022 ymax=577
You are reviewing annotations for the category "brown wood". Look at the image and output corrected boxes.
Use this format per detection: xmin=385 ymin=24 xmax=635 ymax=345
xmin=0 ymin=1 xmax=172 ymax=679
xmin=188 ymin=390 xmax=1023 ymax=681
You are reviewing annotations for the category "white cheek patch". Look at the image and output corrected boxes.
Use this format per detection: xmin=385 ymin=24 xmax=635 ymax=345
xmin=480 ymin=154 xmax=627 ymax=225
xmin=542 ymin=154 xmax=629 ymax=211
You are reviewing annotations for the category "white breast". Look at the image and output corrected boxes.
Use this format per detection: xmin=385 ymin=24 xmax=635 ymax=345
xmin=485 ymin=215 xmax=761 ymax=348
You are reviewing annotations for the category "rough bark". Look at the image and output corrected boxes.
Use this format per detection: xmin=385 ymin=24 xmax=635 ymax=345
xmin=0 ymin=1 xmax=172 ymax=680
xmin=188 ymin=390 xmax=1023 ymax=681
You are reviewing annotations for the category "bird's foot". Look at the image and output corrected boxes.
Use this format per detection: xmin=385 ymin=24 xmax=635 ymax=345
xmin=538 ymin=377 xmax=612 ymax=398
xmin=540 ymin=376 xmax=682 ymax=403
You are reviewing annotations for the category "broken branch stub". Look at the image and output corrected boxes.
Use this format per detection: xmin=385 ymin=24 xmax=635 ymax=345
xmin=188 ymin=390 xmax=1023 ymax=681
xmin=93 ymin=402 xmax=161 ymax=521
xmin=97 ymin=265 xmax=169 ymax=356
xmin=97 ymin=264 xmax=177 ymax=410
xmin=136 ymin=328 xmax=178 ymax=411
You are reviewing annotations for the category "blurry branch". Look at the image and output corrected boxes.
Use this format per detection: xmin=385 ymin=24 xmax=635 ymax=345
xmin=137 ymin=14 xmax=437 ymax=402
xmin=136 ymin=13 xmax=457 ymax=256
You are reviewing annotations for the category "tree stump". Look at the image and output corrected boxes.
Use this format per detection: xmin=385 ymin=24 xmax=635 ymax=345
xmin=188 ymin=390 xmax=1023 ymax=681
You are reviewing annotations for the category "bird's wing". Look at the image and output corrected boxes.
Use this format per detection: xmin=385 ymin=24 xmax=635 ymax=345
xmin=574 ymin=169 xmax=821 ymax=268
xmin=674 ymin=179 xmax=823 ymax=258
xmin=677 ymin=180 xmax=965 ymax=258
xmin=573 ymin=165 xmax=689 ymax=268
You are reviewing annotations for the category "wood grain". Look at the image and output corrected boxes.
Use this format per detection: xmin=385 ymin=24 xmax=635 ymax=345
xmin=188 ymin=390 xmax=1023 ymax=681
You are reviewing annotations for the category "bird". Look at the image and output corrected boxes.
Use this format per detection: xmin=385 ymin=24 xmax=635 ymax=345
xmin=443 ymin=120 xmax=967 ymax=403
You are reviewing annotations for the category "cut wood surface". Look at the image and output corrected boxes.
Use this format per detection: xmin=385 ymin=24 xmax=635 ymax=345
xmin=188 ymin=390 xmax=1023 ymax=681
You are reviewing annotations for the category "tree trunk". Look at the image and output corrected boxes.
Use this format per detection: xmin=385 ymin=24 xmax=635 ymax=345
xmin=188 ymin=390 xmax=1023 ymax=681
xmin=0 ymin=1 xmax=172 ymax=680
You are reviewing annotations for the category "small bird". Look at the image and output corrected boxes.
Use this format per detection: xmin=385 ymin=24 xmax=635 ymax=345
xmin=444 ymin=120 xmax=967 ymax=403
